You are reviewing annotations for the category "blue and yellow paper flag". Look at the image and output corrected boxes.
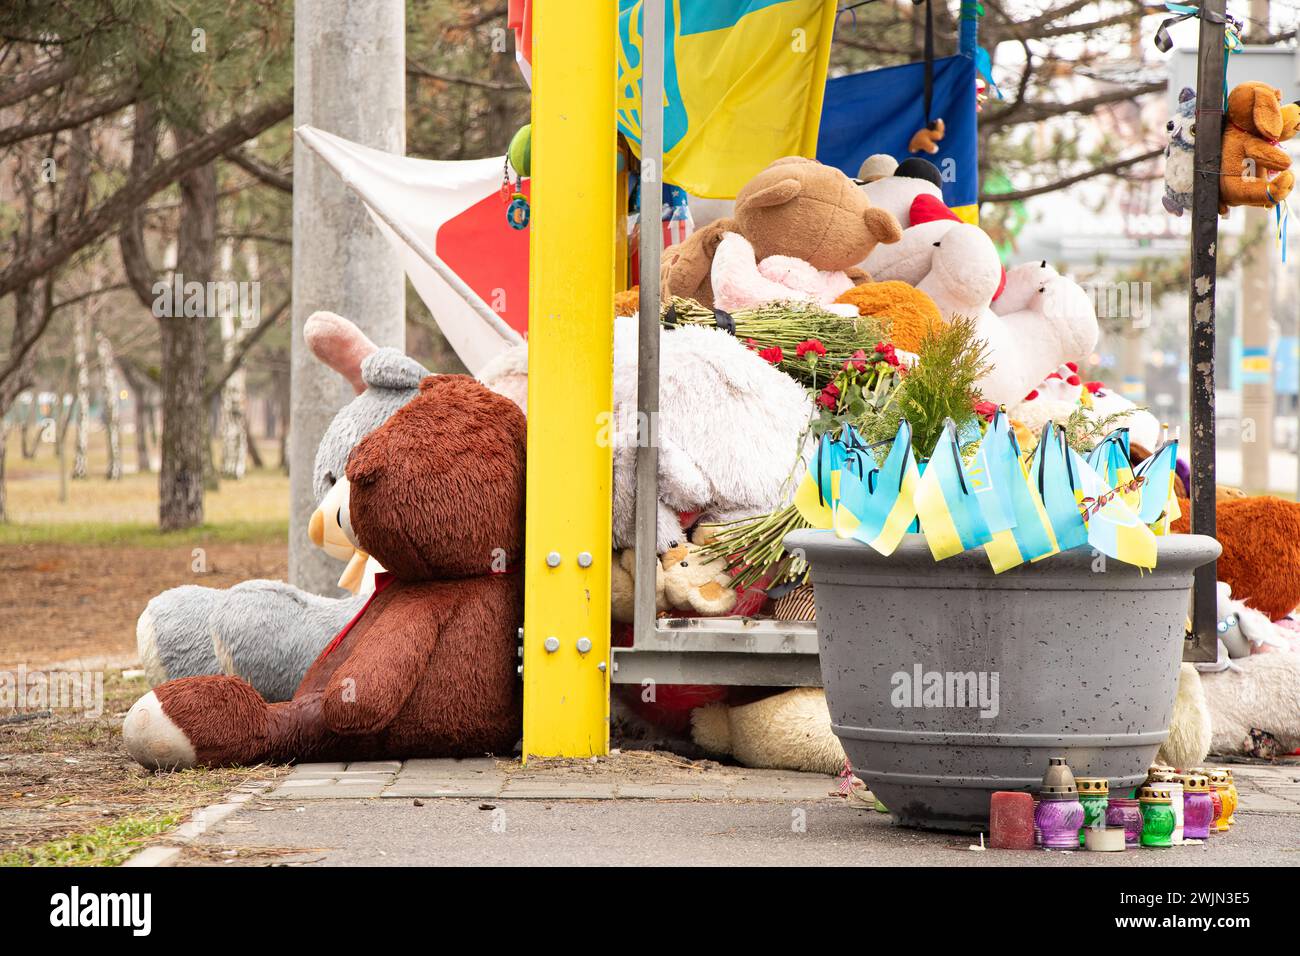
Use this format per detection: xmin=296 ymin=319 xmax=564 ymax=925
xmin=833 ymin=422 xmax=921 ymax=556
xmin=976 ymin=413 xmax=1059 ymax=573
xmin=1027 ymin=423 xmax=1090 ymax=554
xmin=914 ymin=420 xmax=992 ymax=561
xmin=1069 ymin=445 xmax=1157 ymax=570
xmin=1133 ymin=439 xmax=1182 ymax=534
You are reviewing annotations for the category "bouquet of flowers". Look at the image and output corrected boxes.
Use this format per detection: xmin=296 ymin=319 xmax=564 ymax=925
xmin=698 ymin=316 xmax=991 ymax=590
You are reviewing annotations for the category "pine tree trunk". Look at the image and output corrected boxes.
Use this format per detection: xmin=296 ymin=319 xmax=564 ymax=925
xmin=72 ymin=312 xmax=90 ymax=480
xmin=157 ymin=147 xmax=216 ymax=531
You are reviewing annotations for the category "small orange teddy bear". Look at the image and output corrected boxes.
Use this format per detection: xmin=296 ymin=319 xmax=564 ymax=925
xmin=1219 ymin=81 xmax=1297 ymax=215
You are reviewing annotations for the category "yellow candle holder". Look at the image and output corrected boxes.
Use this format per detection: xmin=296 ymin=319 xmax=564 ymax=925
xmin=1210 ymin=769 xmax=1237 ymax=829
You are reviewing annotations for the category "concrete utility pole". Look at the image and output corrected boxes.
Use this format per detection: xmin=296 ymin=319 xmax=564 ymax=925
xmin=290 ymin=0 xmax=406 ymax=594
xmin=1240 ymin=0 xmax=1273 ymax=493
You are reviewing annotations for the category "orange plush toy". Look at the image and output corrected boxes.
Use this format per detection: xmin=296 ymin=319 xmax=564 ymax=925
xmin=1171 ymin=495 xmax=1300 ymax=621
xmin=1219 ymin=81 xmax=1296 ymax=215
xmin=833 ymin=280 xmax=945 ymax=352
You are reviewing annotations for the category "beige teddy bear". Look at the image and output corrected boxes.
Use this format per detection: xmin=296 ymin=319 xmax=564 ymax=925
xmin=610 ymin=543 xmax=738 ymax=621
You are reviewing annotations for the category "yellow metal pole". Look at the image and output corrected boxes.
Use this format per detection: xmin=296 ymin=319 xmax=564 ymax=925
xmin=522 ymin=0 xmax=617 ymax=759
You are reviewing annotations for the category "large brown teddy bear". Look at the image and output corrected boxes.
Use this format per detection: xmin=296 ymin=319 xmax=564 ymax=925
xmin=123 ymin=375 xmax=526 ymax=768
xmin=1219 ymin=81 xmax=1296 ymax=215
xmin=660 ymin=156 xmax=902 ymax=309
xmin=1171 ymin=493 xmax=1300 ymax=621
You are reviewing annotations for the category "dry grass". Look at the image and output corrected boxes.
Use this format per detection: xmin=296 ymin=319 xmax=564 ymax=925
xmin=0 ymin=671 xmax=286 ymax=866
xmin=3 ymin=432 xmax=289 ymax=539
xmin=0 ymin=432 xmax=290 ymax=865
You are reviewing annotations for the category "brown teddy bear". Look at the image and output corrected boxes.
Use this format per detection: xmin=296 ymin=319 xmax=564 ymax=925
xmin=1171 ymin=493 xmax=1300 ymax=621
xmin=660 ymin=156 xmax=902 ymax=309
xmin=123 ymin=375 xmax=526 ymax=768
xmin=1219 ymin=81 xmax=1296 ymax=215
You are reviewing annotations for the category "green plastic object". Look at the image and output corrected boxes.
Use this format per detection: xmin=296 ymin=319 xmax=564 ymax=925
xmin=508 ymin=124 xmax=532 ymax=177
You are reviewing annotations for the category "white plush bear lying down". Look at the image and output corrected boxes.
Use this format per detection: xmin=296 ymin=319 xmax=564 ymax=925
xmin=477 ymin=315 xmax=814 ymax=552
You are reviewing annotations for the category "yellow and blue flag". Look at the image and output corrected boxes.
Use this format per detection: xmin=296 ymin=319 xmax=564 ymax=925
xmin=833 ymin=422 xmax=921 ymax=556
xmin=1070 ymin=446 xmax=1157 ymax=570
xmin=793 ymin=428 xmax=856 ymax=529
xmin=1133 ymin=439 xmax=1182 ymax=534
xmin=1087 ymin=428 xmax=1140 ymax=510
xmin=1027 ymin=423 xmax=1090 ymax=554
xmin=974 ymin=413 xmax=1059 ymax=573
xmin=617 ymin=1 xmax=839 ymax=198
xmin=914 ymin=420 xmax=992 ymax=561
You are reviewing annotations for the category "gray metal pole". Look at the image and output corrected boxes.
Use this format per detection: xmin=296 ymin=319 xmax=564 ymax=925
xmin=290 ymin=0 xmax=407 ymax=594
xmin=633 ymin=0 xmax=665 ymax=643
xmin=1187 ymin=0 xmax=1225 ymax=662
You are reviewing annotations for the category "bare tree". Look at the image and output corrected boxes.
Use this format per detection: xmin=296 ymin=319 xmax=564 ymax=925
xmin=95 ymin=327 xmax=122 ymax=480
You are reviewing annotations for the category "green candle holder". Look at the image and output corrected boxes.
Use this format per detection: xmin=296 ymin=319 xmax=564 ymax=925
xmin=1075 ymin=777 xmax=1109 ymax=846
xmin=1139 ymin=785 xmax=1175 ymax=847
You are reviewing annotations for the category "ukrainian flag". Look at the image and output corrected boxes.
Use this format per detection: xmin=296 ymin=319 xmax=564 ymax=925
xmin=914 ymin=421 xmax=992 ymax=560
xmin=1070 ymin=446 xmax=1157 ymax=570
xmin=975 ymin=413 xmax=1059 ymax=573
xmin=1087 ymin=428 xmax=1139 ymax=509
xmin=617 ymin=1 xmax=839 ymax=198
xmin=833 ymin=422 xmax=921 ymax=556
xmin=1133 ymin=439 xmax=1181 ymax=533
xmin=793 ymin=431 xmax=849 ymax=529
xmin=1028 ymin=423 xmax=1090 ymax=553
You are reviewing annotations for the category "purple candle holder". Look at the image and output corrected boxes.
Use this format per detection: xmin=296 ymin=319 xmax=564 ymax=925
xmin=1180 ymin=772 xmax=1215 ymax=840
xmin=1035 ymin=795 xmax=1084 ymax=849
xmin=1105 ymin=797 xmax=1142 ymax=848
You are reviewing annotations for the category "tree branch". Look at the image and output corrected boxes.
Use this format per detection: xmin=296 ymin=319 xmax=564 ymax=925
xmin=203 ymin=295 xmax=289 ymax=401
xmin=0 ymin=85 xmax=136 ymax=149
xmin=0 ymin=92 xmax=293 ymax=299
xmin=982 ymin=80 xmax=1166 ymax=130
xmin=980 ymin=147 xmax=1164 ymax=203
xmin=0 ymin=56 xmax=78 ymax=109
xmin=406 ymin=56 xmax=527 ymax=91
xmin=225 ymin=146 xmax=292 ymax=193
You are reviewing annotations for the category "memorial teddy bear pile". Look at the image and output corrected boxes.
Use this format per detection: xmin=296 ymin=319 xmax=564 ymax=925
xmin=126 ymin=152 xmax=1300 ymax=774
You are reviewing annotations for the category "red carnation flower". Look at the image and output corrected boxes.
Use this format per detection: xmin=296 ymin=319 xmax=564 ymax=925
xmin=758 ymin=345 xmax=783 ymax=365
xmin=974 ymin=400 xmax=999 ymax=421
xmin=843 ymin=348 xmax=868 ymax=372
xmin=817 ymin=383 xmax=841 ymax=409
xmin=796 ymin=339 xmax=827 ymax=358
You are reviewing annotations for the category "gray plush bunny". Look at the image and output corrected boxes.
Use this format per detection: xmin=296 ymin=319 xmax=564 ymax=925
xmin=137 ymin=312 xmax=429 ymax=701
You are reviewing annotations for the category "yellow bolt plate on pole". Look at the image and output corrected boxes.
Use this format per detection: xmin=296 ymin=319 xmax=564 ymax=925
xmin=522 ymin=1 xmax=617 ymax=760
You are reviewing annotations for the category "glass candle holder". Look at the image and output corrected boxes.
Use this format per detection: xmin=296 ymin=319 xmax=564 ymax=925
xmin=1105 ymin=797 xmax=1142 ymax=848
xmin=1139 ymin=785 xmax=1175 ymax=847
xmin=1035 ymin=794 xmax=1085 ymax=849
xmin=1179 ymin=773 xmax=1214 ymax=840
xmin=1216 ymin=769 xmax=1238 ymax=827
xmin=1209 ymin=770 xmax=1233 ymax=832
xmin=1075 ymin=778 xmax=1109 ymax=846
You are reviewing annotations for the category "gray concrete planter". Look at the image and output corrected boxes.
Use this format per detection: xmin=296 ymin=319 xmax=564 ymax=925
xmin=784 ymin=531 xmax=1221 ymax=832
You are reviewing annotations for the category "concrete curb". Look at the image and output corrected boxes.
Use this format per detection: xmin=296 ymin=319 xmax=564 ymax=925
xmin=120 ymin=779 xmax=276 ymax=868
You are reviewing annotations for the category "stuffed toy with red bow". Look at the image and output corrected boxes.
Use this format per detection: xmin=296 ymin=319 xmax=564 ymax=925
xmin=1219 ymin=81 xmax=1297 ymax=215
xmin=124 ymin=375 xmax=526 ymax=768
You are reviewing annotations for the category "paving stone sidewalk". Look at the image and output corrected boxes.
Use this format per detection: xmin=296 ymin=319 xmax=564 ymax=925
xmin=265 ymin=753 xmax=842 ymax=802
xmin=150 ymin=755 xmax=1300 ymax=866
